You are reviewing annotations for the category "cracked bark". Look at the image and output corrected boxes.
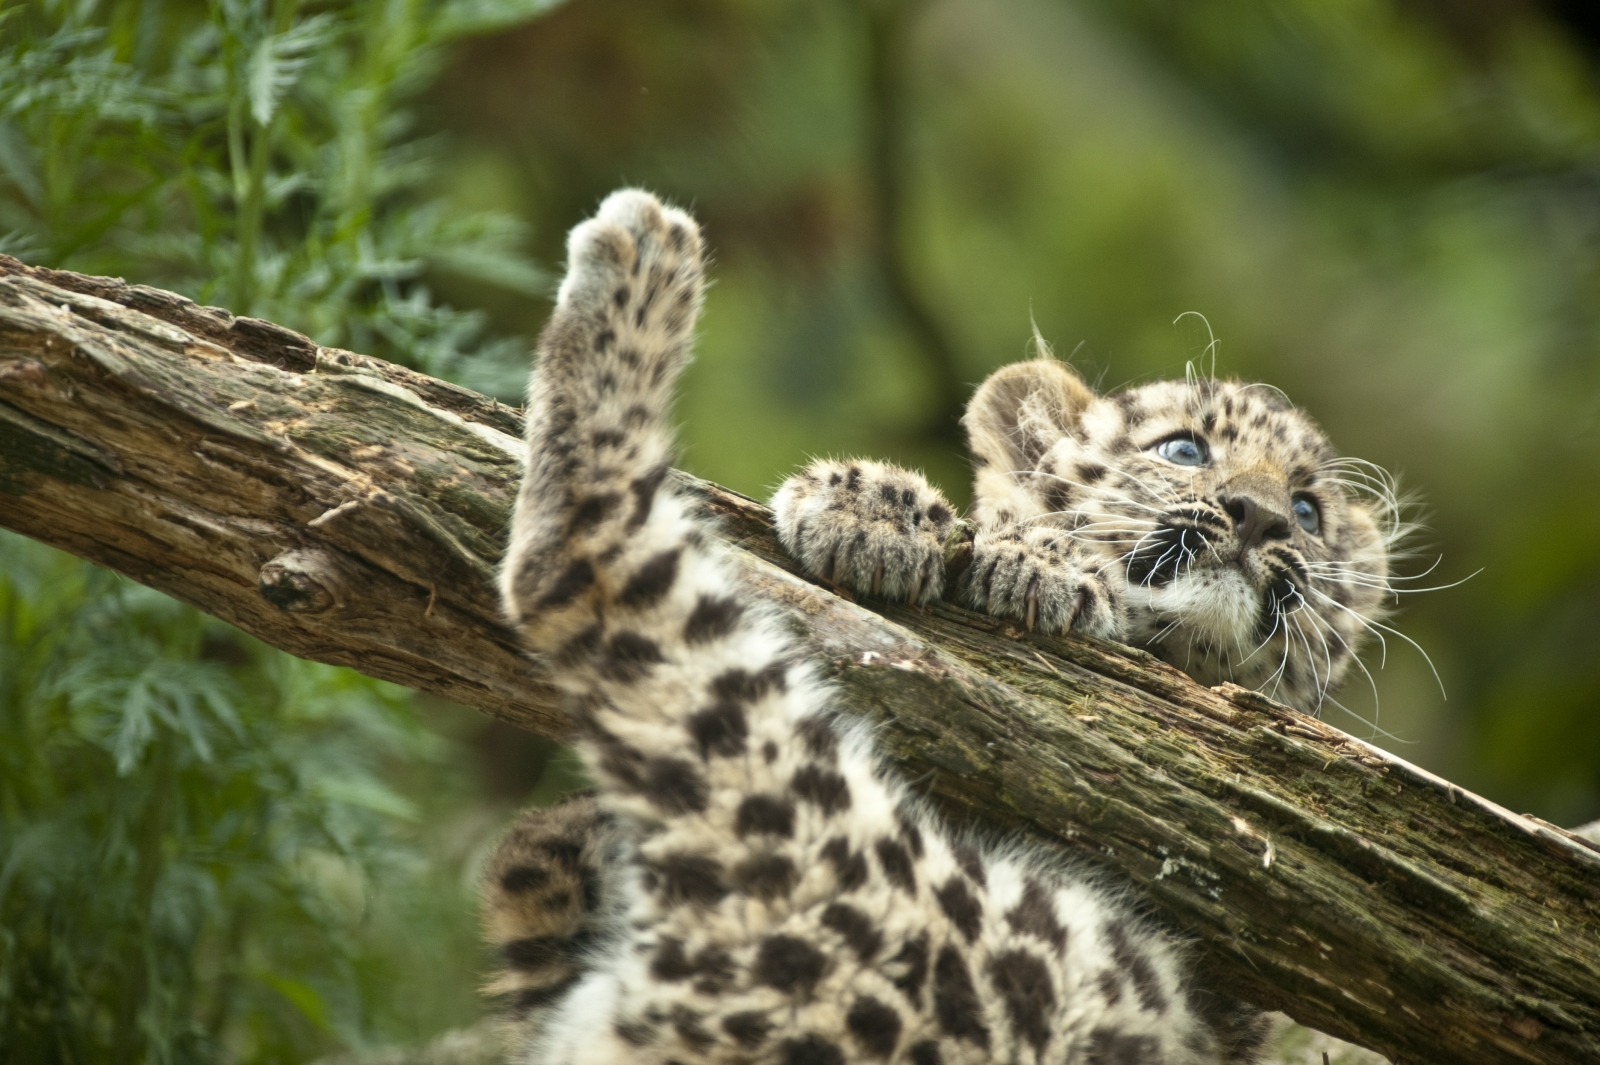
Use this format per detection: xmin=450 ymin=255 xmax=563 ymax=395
xmin=1 ymin=256 xmax=1596 ymax=1065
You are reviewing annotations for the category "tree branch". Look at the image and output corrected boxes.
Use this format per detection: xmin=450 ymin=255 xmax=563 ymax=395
xmin=1 ymin=257 xmax=1596 ymax=1065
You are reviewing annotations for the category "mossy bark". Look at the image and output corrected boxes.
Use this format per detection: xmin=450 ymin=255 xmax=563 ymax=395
xmin=1 ymin=257 xmax=1596 ymax=1065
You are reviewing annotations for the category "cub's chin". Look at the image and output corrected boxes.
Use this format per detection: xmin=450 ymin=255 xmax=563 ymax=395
xmin=1123 ymin=565 xmax=1265 ymax=659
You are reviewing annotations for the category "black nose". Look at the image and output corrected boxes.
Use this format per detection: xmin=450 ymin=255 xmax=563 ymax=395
xmin=1220 ymin=494 xmax=1291 ymax=549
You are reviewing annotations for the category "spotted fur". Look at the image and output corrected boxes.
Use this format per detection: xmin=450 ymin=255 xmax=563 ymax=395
xmin=492 ymin=190 xmax=1267 ymax=1065
xmin=774 ymin=358 xmax=1395 ymax=713
xmin=482 ymin=796 xmax=630 ymax=1015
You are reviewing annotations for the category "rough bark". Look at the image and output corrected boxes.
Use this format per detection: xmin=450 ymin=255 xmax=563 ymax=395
xmin=1 ymin=257 xmax=1596 ymax=1065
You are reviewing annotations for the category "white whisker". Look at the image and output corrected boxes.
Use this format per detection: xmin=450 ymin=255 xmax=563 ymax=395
xmin=1318 ymin=692 xmax=1415 ymax=744
xmin=1308 ymin=588 xmax=1446 ymax=699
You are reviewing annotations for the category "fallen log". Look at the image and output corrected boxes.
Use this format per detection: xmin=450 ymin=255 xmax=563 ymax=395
xmin=1 ymin=256 xmax=1596 ymax=1065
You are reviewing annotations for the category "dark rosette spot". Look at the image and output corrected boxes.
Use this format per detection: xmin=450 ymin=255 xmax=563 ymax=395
xmin=536 ymin=558 xmax=596 ymax=609
xmin=684 ymin=594 xmax=743 ymax=643
xmin=723 ymin=1011 xmax=772 ymax=1048
xmin=652 ymin=853 xmax=727 ymax=907
xmin=733 ymin=853 xmax=799 ymax=900
xmin=687 ymin=700 xmax=747 ymax=759
xmin=792 ymin=765 xmax=851 ymax=815
xmin=754 ymin=935 xmax=829 ymax=995
xmin=821 ymin=902 xmax=882 ymax=960
xmin=874 ymin=838 xmax=916 ymax=893
xmin=599 ymin=631 xmax=664 ymax=683
xmin=614 ymin=1018 xmax=655 ymax=1046
xmin=641 ymin=756 xmax=709 ymax=814
xmin=951 ymin=844 xmax=987 ymax=888
xmin=567 ymin=493 xmax=620 ymax=535
xmin=1104 ymin=921 xmax=1168 ymax=1013
xmin=895 ymin=805 xmax=924 ymax=858
xmin=735 ymin=794 xmax=796 ymax=838
xmin=618 ymin=547 xmax=681 ymax=608
xmin=670 ymin=1005 xmax=715 ymax=1050
xmin=935 ymin=877 xmax=983 ymax=942
xmin=626 ymin=464 xmax=668 ymax=531
xmin=820 ymin=836 xmax=868 ymax=891
xmin=712 ymin=663 xmax=787 ymax=702
xmin=846 ymin=996 xmax=903 ymax=1058
xmin=1006 ymin=879 xmax=1066 ymax=951
xmin=499 ymin=864 xmax=549 ymax=893
xmin=510 ymin=976 xmax=577 ymax=1011
xmin=987 ymin=949 xmax=1055 ymax=1051
xmin=794 ymin=714 xmax=839 ymax=760
xmin=885 ymin=932 xmax=930 ymax=1002
xmin=782 ymin=1035 xmax=845 ymax=1065
xmin=933 ymin=944 xmax=989 ymax=1048
xmin=1086 ymin=1029 xmax=1159 ymax=1065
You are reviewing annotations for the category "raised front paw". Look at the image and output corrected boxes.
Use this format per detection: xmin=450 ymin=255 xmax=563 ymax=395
xmin=771 ymin=459 xmax=957 ymax=605
xmin=556 ymin=188 xmax=705 ymax=350
xmin=961 ymin=526 xmax=1125 ymax=639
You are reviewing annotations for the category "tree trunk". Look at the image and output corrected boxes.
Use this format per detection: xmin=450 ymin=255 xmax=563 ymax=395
xmin=1 ymin=256 xmax=1596 ymax=1065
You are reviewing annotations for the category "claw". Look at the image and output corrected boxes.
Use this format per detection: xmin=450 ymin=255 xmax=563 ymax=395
xmin=1025 ymin=576 xmax=1039 ymax=632
xmin=872 ymin=560 xmax=884 ymax=596
xmin=1068 ymin=587 xmax=1087 ymax=630
xmin=907 ymin=566 xmax=924 ymax=606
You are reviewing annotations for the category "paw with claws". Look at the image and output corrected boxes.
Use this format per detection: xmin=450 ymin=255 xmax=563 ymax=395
xmin=961 ymin=526 xmax=1125 ymax=639
xmin=771 ymin=459 xmax=957 ymax=605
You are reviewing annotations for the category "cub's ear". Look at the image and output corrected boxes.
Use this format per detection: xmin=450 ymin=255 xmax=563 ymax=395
xmin=963 ymin=358 xmax=1096 ymax=472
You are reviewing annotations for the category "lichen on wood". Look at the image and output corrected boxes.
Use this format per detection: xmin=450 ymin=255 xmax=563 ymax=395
xmin=2 ymin=256 xmax=1597 ymax=1065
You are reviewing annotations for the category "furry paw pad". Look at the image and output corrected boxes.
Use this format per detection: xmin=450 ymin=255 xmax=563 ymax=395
xmin=962 ymin=526 xmax=1125 ymax=639
xmin=771 ymin=459 xmax=957 ymax=605
xmin=557 ymin=188 xmax=705 ymax=337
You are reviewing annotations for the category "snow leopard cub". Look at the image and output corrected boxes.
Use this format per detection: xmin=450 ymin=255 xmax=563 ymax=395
xmin=771 ymin=350 xmax=1393 ymax=715
xmin=491 ymin=190 xmax=1269 ymax=1065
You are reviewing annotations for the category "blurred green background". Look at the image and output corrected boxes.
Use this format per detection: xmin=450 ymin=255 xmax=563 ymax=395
xmin=3 ymin=0 xmax=1598 ymax=1059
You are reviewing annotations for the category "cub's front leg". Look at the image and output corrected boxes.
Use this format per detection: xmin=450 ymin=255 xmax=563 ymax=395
xmin=770 ymin=458 xmax=957 ymax=604
xmin=960 ymin=525 xmax=1125 ymax=638
xmin=770 ymin=460 xmax=1125 ymax=638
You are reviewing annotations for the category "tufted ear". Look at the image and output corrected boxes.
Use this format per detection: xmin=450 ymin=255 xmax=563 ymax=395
xmin=963 ymin=358 xmax=1097 ymax=473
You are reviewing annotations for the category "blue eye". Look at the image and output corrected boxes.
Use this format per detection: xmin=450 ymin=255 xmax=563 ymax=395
xmin=1155 ymin=436 xmax=1208 ymax=466
xmin=1292 ymin=494 xmax=1321 ymax=535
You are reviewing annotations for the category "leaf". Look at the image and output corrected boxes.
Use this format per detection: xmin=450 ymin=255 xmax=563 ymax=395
xmin=259 ymin=972 xmax=334 ymax=1034
xmin=434 ymin=0 xmax=569 ymax=41
xmin=112 ymin=676 xmax=156 ymax=774
xmin=431 ymin=248 xmax=548 ymax=295
xmin=313 ymin=777 xmax=419 ymax=822
xmin=0 ymin=120 xmax=42 ymax=208
xmin=246 ymin=13 xmax=338 ymax=128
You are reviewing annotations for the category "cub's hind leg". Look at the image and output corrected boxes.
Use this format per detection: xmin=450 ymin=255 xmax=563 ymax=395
xmin=482 ymin=796 xmax=629 ymax=1048
xmin=500 ymin=188 xmax=706 ymax=654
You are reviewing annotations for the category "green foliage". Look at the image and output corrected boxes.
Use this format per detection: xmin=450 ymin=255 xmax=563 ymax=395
xmin=0 ymin=1 xmax=568 ymax=1060
xmin=0 ymin=0 xmax=557 ymax=396
xmin=0 ymin=532 xmax=486 ymax=1062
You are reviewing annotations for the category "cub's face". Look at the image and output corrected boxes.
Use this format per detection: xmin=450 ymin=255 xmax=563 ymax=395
xmin=965 ymin=360 xmax=1394 ymax=712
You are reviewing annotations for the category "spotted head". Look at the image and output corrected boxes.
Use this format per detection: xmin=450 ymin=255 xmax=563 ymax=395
xmin=963 ymin=356 xmax=1400 ymax=711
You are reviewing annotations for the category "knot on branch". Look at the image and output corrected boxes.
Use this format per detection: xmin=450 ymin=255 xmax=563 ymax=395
xmin=259 ymin=549 xmax=343 ymax=614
